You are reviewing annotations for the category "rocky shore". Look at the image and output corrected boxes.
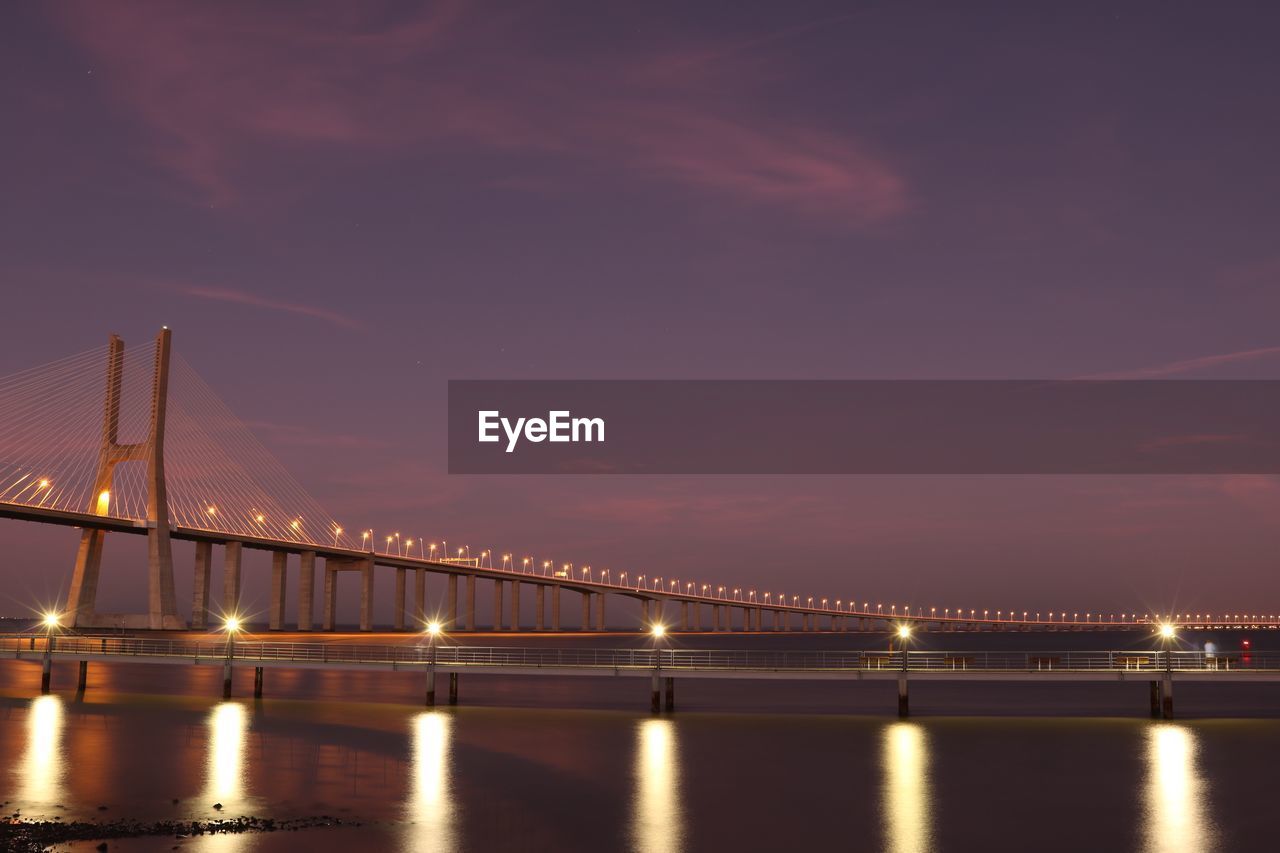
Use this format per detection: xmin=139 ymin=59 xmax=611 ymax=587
xmin=0 ymin=815 xmax=363 ymax=852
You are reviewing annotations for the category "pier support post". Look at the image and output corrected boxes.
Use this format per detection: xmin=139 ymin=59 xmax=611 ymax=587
xmin=536 ymin=586 xmax=545 ymax=630
xmin=448 ymin=672 xmax=459 ymax=705
xmin=223 ymin=542 xmax=242 ymax=619
xmin=192 ymin=542 xmax=212 ymax=629
xmin=77 ymin=660 xmax=88 ymax=691
xmin=269 ymin=552 xmax=287 ymax=630
xmin=1161 ymin=675 xmax=1174 ymax=720
xmin=298 ymin=551 xmax=315 ymax=631
xmin=222 ymin=661 xmax=232 ymax=699
xmin=253 ymin=666 xmax=264 ymax=698
xmin=664 ymin=677 xmax=675 ymax=712
xmin=394 ymin=568 xmax=407 ymax=631
xmin=897 ymin=674 xmax=909 ymax=718
xmin=650 ymin=671 xmax=661 ymax=713
xmin=41 ymin=655 xmax=52 ymax=694
xmin=425 ymin=665 xmax=436 ymax=706
xmin=1149 ymin=681 xmax=1161 ymax=717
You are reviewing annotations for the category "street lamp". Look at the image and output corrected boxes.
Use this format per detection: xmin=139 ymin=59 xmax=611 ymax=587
xmin=221 ymin=614 xmax=243 ymax=699
xmin=39 ymin=611 xmax=61 ymax=694
xmin=896 ymin=624 xmax=912 ymax=671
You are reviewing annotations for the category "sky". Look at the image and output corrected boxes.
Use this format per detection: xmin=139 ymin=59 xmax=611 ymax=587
xmin=2 ymin=1 xmax=1280 ymax=624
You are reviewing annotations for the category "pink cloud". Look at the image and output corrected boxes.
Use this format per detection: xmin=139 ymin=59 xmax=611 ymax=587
xmin=1078 ymin=345 xmax=1280 ymax=379
xmin=184 ymin=285 xmax=365 ymax=330
xmin=54 ymin=2 xmax=906 ymax=223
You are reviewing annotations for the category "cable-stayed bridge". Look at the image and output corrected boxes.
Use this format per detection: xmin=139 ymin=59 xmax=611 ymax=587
xmin=0 ymin=329 xmax=1272 ymax=634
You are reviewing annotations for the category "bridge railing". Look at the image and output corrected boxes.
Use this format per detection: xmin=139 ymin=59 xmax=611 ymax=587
xmin=3 ymin=635 xmax=1277 ymax=673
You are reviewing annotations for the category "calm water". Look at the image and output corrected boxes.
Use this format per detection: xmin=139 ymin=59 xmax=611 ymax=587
xmin=3 ymin=630 xmax=1279 ymax=852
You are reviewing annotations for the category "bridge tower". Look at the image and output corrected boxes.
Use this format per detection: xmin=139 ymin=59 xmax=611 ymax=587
xmin=66 ymin=329 xmax=185 ymax=629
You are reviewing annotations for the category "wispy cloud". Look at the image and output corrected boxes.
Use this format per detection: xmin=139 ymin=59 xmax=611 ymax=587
xmin=184 ymin=285 xmax=365 ymax=330
xmin=1078 ymin=346 xmax=1280 ymax=379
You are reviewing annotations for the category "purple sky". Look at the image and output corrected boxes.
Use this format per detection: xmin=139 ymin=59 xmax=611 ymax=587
xmin=3 ymin=2 xmax=1280 ymax=623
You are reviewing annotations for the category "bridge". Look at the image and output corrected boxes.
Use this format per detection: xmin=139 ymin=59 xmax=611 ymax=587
xmin=1 ymin=329 xmax=1276 ymax=635
xmin=6 ymin=632 xmax=1272 ymax=719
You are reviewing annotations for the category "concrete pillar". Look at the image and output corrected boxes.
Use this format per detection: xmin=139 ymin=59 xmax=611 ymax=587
xmin=681 ymin=601 xmax=689 ymax=631
xmin=713 ymin=605 xmax=721 ymax=631
xmin=552 ymin=585 xmax=561 ymax=630
xmin=359 ymin=558 xmax=374 ymax=631
xmin=414 ymin=569 xmax=426 ymax=628
xmin=1149 ymin=681 xmax=1161 ymax=717
xmin=536 ymin=585 xmax=545 ymax=630
xmin=191 ymin=541 xmax=212 ymax=629
xmin=253 ymin=666 xmax=264 ymax=698
xmin=596 ymin=592 xmax=606 ymax=630
xmin=1161 ymin=675 xmax=1174 ymax=719
xmin=77 ymin=660 xmax=88 ymax=691
xmin=650 ymin=671 xmax=661 ymax=713
xmin=223 ymin=542 xmax=242 ymax=619
xmin=511 ymin=580 xmax=521 ymax=631
xmin=897 ymin=674 xmax=909 ymax=717
xmin=448 ymin=574 xmax=458 ymax=629
xmin=322 ymin=563 xmax=338 ymax=631
xmin=693 ymin=602 xmax=701 ymax=630
xmin=41 ymin=654 xmax=52 ymax=694
xmin=394 ymin=568 xmax=407 ymax=631
xmin=465 ymin=576 xmax=476 ymax=631
xmin=269 ymin=551 xmax=287 ymax=630
xmin=425 ymin=665 xmax=436 ymax=706
xmin=493 ymin=579 xmax=504 ymax=630
xmin=664 ymin=677 xmax=675 ymax=712
xmin=772 ymin=610 xmax=780 ymax=631
xmin=298 ymin=551 xmax=315 ymax=631
xmin=642 ymin=599 xmax=651 ymax=623
xmin=222 ymin=660 xmax=232 ymax=699
xmin=580 ymin=592 xmax=591 ymax=631
xmin=448 ymin=672 xmax=459 ymax=705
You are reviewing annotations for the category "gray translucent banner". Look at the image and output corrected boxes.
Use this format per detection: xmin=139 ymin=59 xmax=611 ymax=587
xmin=447 ymin=380 xmax=1280 ymax=474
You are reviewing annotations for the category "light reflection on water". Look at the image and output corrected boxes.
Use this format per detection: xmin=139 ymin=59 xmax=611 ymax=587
xmin=16 ymin=694 xmax=65 ymax=809
xmin=881 ymin=722 xmax=932 ymax=853
xmin=198 ymin=702 xmax=257 ymax=852
xmin=402 ymin=711 xmax=457 ymax=853
xmin=630 ymin=718 xmax=684 ymax=853
xmin=1144 ymin=724 xmax=1217 ymax=853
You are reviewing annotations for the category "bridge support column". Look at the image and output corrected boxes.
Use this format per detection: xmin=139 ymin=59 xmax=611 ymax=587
xmin=223 ymin=542 xmax=243 ymax=620
xmin=651 ymin=671 xmax=661 ymax=713
xmin=580 ymin=592 xmax=591 ymax=631
xmin=41 ymin=653 xmax=52 ymax=695
xmin=1161 ymin=675 xmax=1174 ymax=720
xmin=897 ymin=674 xmax=909 ymax=718
xmin=322 ymin=561 xmax=338 ymax=631
xmin=642 ymin=600 xmax=650 ymax=624
xmin=595 ymin=592 xmax=606 ymax=630
xmin=465 ymin=576 xmax=476 ymax=631
xmin=1149 ymin=681 xmax=1161 ymax=717
xmin=269 ymin=552 xmax=287 ymax=630
xmin=493 ymin=579 xmax=504 ymax=630
xmin=359 ymin=557 xmax=374 ymax=631
xmin=664 ymin=677 xmax=675 ymax=712
xmin=552 ymin=585 xmax=561 ymax=630
xmin=394 ymin=568 xmax=407 ymax=631
xmin=414 ymin=569 xmax=426 ymax=628
xmin=77 ymin=660 xmax=88 ymax=692
xmin=298 ymin=551 xmax=315 ymax=631
xmin=253 ymin=666 xmax=264 ymax=698
xmin=693 ymin=602 xmax=701 ymax=630
xmin=511 ymin=580 xmax=521 ymax=631
xmin=681 ymin=601 xmax=689 ymax=631
xmin=536 ymin=585 xmax=545 ymax=630
xmin=713 ymin=606 xmax=721 ymax=631
xmin=448 ymin=574 xmax=458 ymax=629
xmin=448 ymin=672 xmax=459 ymax=705
xmin=222 ymin=661 xmax=232 ymax=699
xmin=425 ymin=664 xmax=436 ymax=706
xmin=192 ymin=542 xmax=212 ymax=629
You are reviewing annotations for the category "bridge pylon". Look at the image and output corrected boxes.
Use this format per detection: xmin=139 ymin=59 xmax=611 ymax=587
xmin=66 ymin=329 xmax=184 ymax=629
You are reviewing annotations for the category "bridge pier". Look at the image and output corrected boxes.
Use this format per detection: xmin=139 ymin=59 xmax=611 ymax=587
xmin=465 ymin=576 xmax=476 ymax=631
xmin=511 ymin=580 xmax=521 ymax=631
xmin=77 ymin=660 xmax=88 ymax=691
xmin=359 ymin=557 xmax=374 ymax=631
xmin=191 ymin=542 xmax=212 ymax=629
xmin=1149 ymin=681 xmax=1161 ymax=717
xmin=322 ymin=560 xmax=338 ymax=631
xmin=269 ymin=552 xmax=287 ymax=630
xmin=665 ymin=677 xmax=675 ymax=712
xmin=650 ymin=671 xmax=661 ymax=713
xmin=414 ymin=569 xmax=426 ymax=629
xmin=41 ymin=654 xmax=52 ymax=694
xmin=425 ymin=664 xmax=436 ymax=706
xmin=596 ymin=592 xmax=606 ymax=630
xmin=222 ymin=660 xmax=232 ymax=699
xmin=393 ymin=568 xmax=407 ymax=631
xmin=493 ymin=579 xmax=504 ymax=630
xmin=897 ymin=674 xmax=909 ymax=717
xmin=552 ymin=585 xmax=561 ymax=630
xmin=641 ymin=599 xmax=650 ymax=625
xmin=580 ymin=592 xmax=591 ymax=631
xmin=1162 ymin=675 xmax=1174 ymax=719
xmin=448 ymin=574 xmax=458 ymax=629
xmin=536 ymin=585 xmax=545 ymax=630
xmin=223 ymin=542 xmax=243 ymax=620
xmin=448 ymin=672 xmax=459 ymax=705
xmin=298 ymin=551 xmax=315 ymax=631
xmin=253 ymin=666 xmax=264 ymax=698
